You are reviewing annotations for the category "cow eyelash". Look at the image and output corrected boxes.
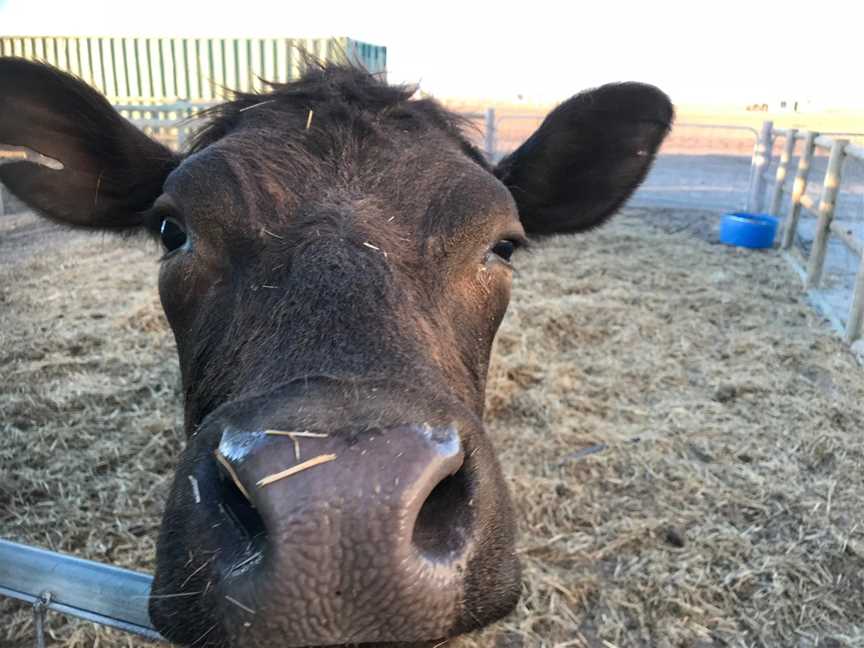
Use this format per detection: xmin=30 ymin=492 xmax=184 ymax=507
xmin=489 ymin=235 xmax=528 ymax=264
xmin=141 ymin=204 xmax=190 ymax=258
xmin=160 ymin=218 xmax=188 ymax=253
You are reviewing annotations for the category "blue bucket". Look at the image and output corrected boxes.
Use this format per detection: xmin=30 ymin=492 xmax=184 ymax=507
xmin=720 ymin=212 xmax=779 ymax=249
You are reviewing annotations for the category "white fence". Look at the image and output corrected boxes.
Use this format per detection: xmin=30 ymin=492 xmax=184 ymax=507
xmin=750 ymin=122 xmax=864 ymax=344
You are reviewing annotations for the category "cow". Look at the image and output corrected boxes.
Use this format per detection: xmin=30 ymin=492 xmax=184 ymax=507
xmin=0 ymin=57 xmax=671 ymax=647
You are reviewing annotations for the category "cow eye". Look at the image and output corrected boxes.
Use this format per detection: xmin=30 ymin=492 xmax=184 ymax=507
xmin=491 ymin=240 xmax=516 ymax=262
xmin=160 ymin=218 xmax=188 ymax=252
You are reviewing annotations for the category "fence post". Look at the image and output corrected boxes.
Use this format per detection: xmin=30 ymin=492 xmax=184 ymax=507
xmin=781 ymin=131 xmax=816 ymax=250
xmin=847 ymin=255 xmax=864 ymax=343
xmin=769 ymin=128 xmax=797 ymax=217
xmin=805 ymin=138 xmax=848 ymax=289
xmin=483 ymin=108 xmax=496 ymax=162
xmin=748 ymin=120 xmax=774 ymax=213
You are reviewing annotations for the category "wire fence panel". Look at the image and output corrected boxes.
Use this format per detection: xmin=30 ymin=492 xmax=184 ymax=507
xmin=115 ymin=101 xmax=217 ymax=150
xmin=492 ymin=114 xmax=545 ymax=163
xmin=487 ymin=117 xmax=759 ymax=213
xmin=625 ymin=124 xmax=758 ymax=212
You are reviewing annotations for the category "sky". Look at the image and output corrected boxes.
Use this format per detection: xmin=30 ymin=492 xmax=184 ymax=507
xmin=1 ymin=0 xmax=862 ymax=106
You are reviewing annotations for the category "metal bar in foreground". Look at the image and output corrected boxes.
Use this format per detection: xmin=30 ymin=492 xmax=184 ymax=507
xmin=0 ymin=538 xmax=166 ymax=642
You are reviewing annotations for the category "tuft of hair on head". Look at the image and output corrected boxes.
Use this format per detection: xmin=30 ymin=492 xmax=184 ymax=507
xmin=183 ymin=53 xmax=488 ymax=167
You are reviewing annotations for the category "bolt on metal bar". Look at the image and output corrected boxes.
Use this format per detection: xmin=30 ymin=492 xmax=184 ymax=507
xmin=33 ymin=591 xmax=50 ymax=648
xmin=0 ymin=539 xmax=166 ymax=642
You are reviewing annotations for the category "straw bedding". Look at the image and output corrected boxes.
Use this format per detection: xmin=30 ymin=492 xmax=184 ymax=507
xmin=1 ymin=208 xmax=862 ymax=647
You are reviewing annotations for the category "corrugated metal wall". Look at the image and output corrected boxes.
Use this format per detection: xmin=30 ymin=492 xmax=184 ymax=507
xmin=0 ymin=36 xmax=387 ymax=103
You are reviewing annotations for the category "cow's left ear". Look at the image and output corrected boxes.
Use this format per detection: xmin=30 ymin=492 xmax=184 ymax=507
xmin=494 ymin=83 xmax=672 ymax=236
xmin=0 ymin=57 xmax=177 ymax=230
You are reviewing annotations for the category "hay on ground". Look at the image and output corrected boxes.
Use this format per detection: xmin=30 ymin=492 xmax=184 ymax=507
xmin=1 ymin=208 xmax=862 ymax=647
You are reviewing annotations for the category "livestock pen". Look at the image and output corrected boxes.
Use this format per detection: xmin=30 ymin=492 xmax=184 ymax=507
xmin=2 ymin=83 xmax=864 ymax=648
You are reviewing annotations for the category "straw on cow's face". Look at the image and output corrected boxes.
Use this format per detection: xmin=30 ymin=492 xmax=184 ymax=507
xmin=0 ymin=57 xmax=671 ymax=647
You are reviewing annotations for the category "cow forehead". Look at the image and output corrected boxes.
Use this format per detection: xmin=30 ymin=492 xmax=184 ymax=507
xmin=163 ymin=129 xmax=518 ymax=236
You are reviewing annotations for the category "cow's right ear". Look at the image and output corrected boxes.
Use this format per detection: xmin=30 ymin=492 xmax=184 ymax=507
xmin=0 ymin=58 xmax=177 ymax=230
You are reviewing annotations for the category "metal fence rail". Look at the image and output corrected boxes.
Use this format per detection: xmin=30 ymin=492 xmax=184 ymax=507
xmin=486 ymin=116 xmax=761 ymax=212
xmin=630 ymin=123 xmax=759 ymax=211
xmin=115 ymin=101 xmax=217 ymax=149
xmin=0 ymin=539 xmax=165 ymax=643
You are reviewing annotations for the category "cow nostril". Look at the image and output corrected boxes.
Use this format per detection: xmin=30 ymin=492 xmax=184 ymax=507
xmin=216 ymin=459 xmax=267 ymax=544
xmin=412 ymin=467 xmax=473 ymax=561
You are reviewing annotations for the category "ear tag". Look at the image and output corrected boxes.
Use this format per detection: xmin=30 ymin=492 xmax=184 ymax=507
xmin=0 ymin=144 xmax=64 ymax=170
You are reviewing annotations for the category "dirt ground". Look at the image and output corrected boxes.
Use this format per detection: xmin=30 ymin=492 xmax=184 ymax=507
xmin=1 ymin=207 xmax=863 ymax=647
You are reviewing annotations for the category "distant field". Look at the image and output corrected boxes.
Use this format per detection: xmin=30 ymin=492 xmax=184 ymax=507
xmin=675 ymin=104 xmax=864 ymax=136
xmin=443 ymin=99 xmax=864 ymax=159
xmin=447 ymin=96 xmax=864 ymax=129
xmin=449 ymin=96 xmax=864 ymax=134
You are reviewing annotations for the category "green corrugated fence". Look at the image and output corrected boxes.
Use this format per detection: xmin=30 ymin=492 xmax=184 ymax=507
xmin=0 ymin=35 xmax=386 ymax=103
